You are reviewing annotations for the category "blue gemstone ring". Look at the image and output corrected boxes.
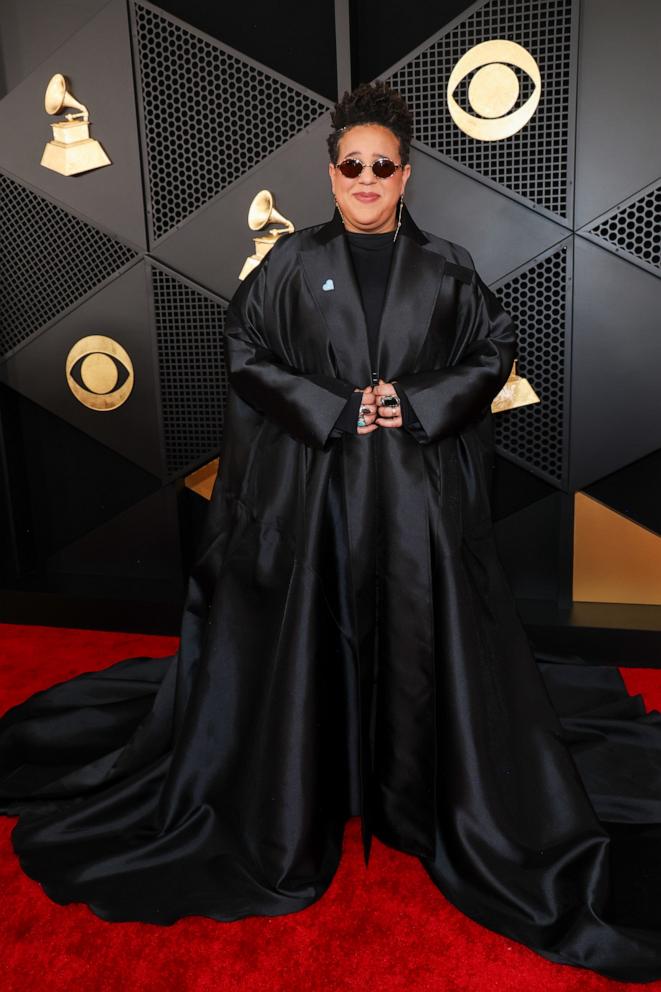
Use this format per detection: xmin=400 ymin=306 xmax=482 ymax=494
xmin=357 ymin=418 xmax=367 ymax=428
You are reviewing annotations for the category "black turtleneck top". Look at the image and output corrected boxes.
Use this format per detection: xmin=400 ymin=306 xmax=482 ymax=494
xmin=332 ymin=228 xmax=422 ymax=435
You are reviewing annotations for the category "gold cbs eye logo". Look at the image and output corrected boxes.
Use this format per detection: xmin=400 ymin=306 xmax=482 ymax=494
xmin=447 ymin=39 xmax=541 ymax=140
xmin=66 ymin=335 xmax=134 ymax=410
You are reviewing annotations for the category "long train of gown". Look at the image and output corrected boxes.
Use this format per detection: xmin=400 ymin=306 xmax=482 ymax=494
xmin=2 ymin=493 xmax=661 ymax=983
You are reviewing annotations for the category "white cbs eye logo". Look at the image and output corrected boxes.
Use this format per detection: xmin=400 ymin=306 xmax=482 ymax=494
xmin=66 ymin=335 xmax=134 ymax=410
xmin=447 ymin=39 xmax=541 ymax=141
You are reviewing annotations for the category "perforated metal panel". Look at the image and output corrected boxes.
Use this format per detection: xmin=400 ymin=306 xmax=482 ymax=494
xmin=0 ymin=172 xmax=139 ymax=359
xmin=132 ymin=1 xmax=329 ymax=243
xmin=151 ymin=264 xmax=229 ymax=477
xmin=492 ymin=242 xmax=571 ymax=484
xmin=384 ymin=0 xmax=575 ymax=221
xmin=585 ymin=180 xmax=661 ymax=275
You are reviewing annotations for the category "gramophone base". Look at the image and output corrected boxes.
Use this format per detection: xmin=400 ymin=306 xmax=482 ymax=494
xmin=239 ymin=256 xmax=262 ymax=281
xmin=41 ymin=138 xmax=111 ymax=176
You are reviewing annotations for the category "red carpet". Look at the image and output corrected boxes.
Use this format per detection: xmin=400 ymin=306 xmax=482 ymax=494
xmin=1 ymin=622 xmax=660 ymax=992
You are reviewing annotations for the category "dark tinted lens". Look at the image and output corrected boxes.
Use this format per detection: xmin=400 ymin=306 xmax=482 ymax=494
xmin=337 ymin=159 xmax=363 ymax=178
xmin=372 ymin=158 xmax=397 ymax=178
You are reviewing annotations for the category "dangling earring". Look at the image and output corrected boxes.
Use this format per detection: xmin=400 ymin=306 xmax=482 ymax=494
xmin=334 ymin=194 xmax=346 ymax=227
xmin=393 ymin=193 xmax=404 ymax=244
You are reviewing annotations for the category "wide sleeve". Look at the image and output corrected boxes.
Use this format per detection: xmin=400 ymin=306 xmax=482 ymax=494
xmin=395 ymin=383 xmax=426 ymax=440
xmin=223 ymin=249 xmax=358 ymax=449
xmin=331 ymin=389 xmax=363 ymax=434
xmin=392 ymin=261 xmax=517 ymax=445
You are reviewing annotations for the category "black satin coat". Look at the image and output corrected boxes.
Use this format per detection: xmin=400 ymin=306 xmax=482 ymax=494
xmin=3 ymin=204 xmax=661 ymax=982
xmin=221 ymin=202 xmax=518 ymax=866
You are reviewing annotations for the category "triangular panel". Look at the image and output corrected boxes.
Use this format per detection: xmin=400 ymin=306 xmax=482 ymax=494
xmin=574 ymin=492 xmax=661 ymax=606
xmin=573 ymin=0 xmax=661 ymax=228
xmin=570 ymin=237 xmax=661 ymax=490
xmin=404 ymin=145 xmax=570 ymax=283
xmin=0 ymin=0 xmax=147 ymax=248
xmin=492 ymin=239 xmax=573 ymax=488
xmin=0 ymin=171 xmax=139 ymax=360
xmin=149 ymin=262 xmax=229 ymax=480
xmin=578 ymin=179 xmax=661 ymax=279
xmin=493 ymin=490 xmax=568 ymax=601
xmin=131 ymin=0 xmax=330 ymax=243
xmin=584 ymin=447 xmax=661 ymax=538
xmin=46 ymin=485 xmax=183 ymax=594
xmin=8 ymin=388 xmax=160 ymax=557
xmin=0 ymin=261 xmax=164 ymax=477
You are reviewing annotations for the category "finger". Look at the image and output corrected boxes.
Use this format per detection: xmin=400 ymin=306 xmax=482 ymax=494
xmin=358 ymin=404 xmax=378 ymax=429
xmin=381 ymin=409 xmax=400 ymax=421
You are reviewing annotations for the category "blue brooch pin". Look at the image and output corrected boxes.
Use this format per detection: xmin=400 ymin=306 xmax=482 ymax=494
xmin=322 ymin=279 xmax=334 ymax=291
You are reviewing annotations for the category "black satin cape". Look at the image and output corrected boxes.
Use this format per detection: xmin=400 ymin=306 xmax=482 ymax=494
xmin=3 ymin=204 xmax=661 ymax=982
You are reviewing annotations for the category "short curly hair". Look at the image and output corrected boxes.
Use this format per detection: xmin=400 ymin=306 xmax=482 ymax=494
xmin=327 ymin=80 xmax=413 ymax=166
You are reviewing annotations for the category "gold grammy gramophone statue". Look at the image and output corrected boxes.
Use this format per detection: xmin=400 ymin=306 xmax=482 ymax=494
xmin=40 ymin=73 xmax=111 ymax=176
xmin=491 ymin=358 xmax=540 ymax=413
xmin=239 ymin=190 xmax=295 ymax=280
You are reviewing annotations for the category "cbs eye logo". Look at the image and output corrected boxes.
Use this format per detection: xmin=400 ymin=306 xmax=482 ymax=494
xmin=66 ymin=335 xmax=134 ymax=410
xmin=447 ymin=39 xmax=541 ymax=141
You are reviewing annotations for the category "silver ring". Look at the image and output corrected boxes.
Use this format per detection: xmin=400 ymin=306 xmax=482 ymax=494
xmin=359 ymin=405 xmax=371 ymax=416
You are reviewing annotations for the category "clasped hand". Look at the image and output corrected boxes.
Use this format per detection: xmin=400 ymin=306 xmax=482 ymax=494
xmin=354 ymin=378 xmax=402 ymax=435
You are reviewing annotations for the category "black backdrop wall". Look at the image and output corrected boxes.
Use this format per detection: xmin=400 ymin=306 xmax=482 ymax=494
xmin=0 ymin=0 xmax=659 ymax=645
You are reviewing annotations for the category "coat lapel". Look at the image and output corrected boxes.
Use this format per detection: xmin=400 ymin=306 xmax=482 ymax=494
xmin=299 ymin=203 xmax=447 ymax=387
xmin=376 ymin=215 xmax=447 ymax=381
xmin=299 ymin=209 xmax=372 ymax=386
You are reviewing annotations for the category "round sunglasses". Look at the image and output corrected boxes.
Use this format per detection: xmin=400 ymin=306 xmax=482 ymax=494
xmin=335 ymin=157 xmax=403 ymax=179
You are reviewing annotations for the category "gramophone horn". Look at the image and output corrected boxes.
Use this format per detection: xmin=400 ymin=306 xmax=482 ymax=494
xmin=247 ymin=190 xmax=274 ymax=230
xmin=44 ymin=73 xmax=88 ymax=117
xmin=247 ymin=190 xmax=294 ymax=232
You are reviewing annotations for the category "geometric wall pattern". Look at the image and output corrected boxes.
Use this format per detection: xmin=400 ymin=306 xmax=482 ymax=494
xmin=0 ymin=0 xmax=148 ymax=251
xmin=380 ymin=0 xmax=660 ymax=514
xmin=569 ymin=236 xmax=661 ymax=492
xmin=0 ymin=0 xmax=660 ymax=609
xmin=386 ymin=0 xmax=576 ymax=222
xmin=581 ymin=179 xmax=661 ymax=276
xmin=378 ymin=0 xmax=659 ymax=606
xmin=0 ymin=260 xmax=165 ymax=477
xmin=492 ymin=241 xmax=570 ymax=485
xmin=585 ymin=447 xmax=661 ymax=540
xmin=0 ymin=172 xmax=138 ymax=357
xmin=132 ymin=0 xmax=329 ymax=241
xmin=151 ymin=264 xmax=229 ymax=477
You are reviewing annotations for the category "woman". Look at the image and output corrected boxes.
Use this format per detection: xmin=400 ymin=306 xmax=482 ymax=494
xmin=2 ymin=81 xmax=661 ymax=983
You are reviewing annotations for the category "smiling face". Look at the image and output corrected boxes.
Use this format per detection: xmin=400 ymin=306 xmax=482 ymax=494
xmin=328 ymin=123 xmax=412 ymax=233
